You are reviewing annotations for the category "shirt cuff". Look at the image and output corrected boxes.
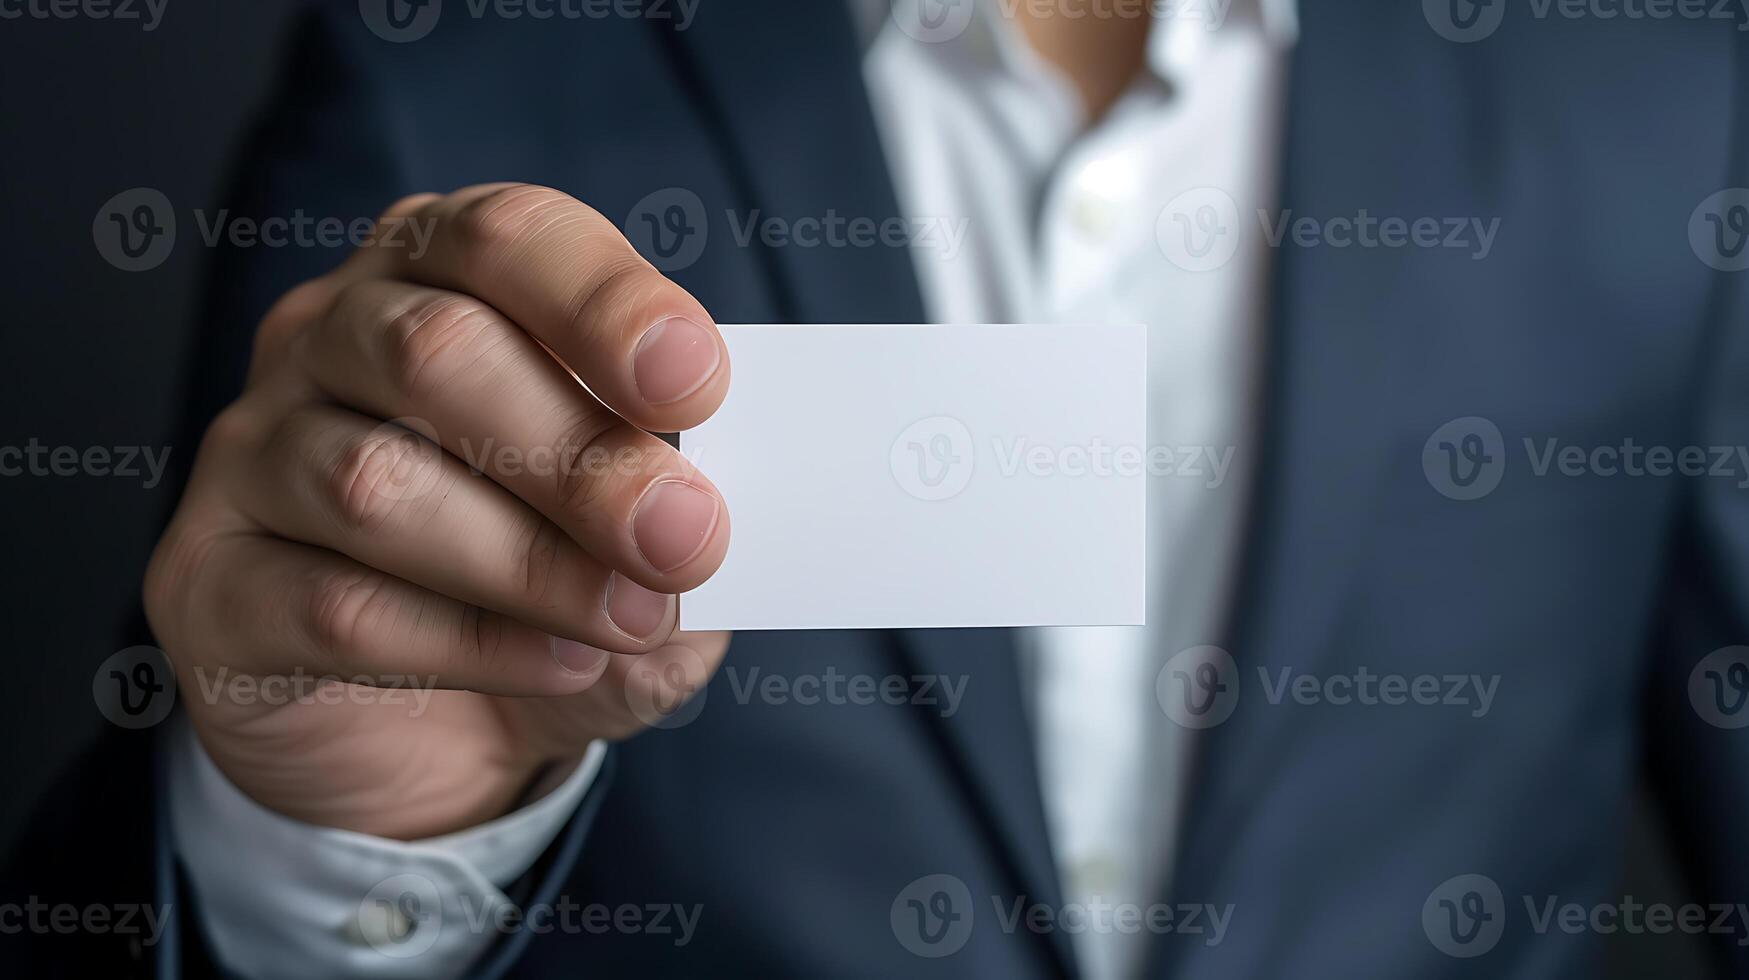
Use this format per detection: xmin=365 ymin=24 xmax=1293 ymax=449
xmin=167 ymin=715 xmax=602 ymax=980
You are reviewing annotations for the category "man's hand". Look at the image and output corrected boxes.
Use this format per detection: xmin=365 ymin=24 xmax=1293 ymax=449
xmin=144 ymin=184 xmax=732 ymax=839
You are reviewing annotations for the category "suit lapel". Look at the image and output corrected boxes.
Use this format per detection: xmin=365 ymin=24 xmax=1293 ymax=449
xmin=658 ymin=5 xmax=1073 ymax=976
xmin=894 ymin=628 xmax=1077 ymax=978
xmin=1156 ymin=2 xmax=1489 ymax=973
xmin=657 ymin=0 xmax=925 ymax=324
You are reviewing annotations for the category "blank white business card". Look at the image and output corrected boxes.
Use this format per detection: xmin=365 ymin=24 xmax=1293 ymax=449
xmin=678 ymin=324 xmax=1146 ymax=631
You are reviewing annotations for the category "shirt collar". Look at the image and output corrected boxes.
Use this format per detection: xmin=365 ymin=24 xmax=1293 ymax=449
xmin=854 ymin=0 xmax=1300 ymax=62
xmin=1149 ymin=0 xmax=1298 ymax=79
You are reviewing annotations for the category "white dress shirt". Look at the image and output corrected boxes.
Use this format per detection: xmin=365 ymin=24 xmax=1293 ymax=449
xmin=169 ymin=3 xmax=1293 ymax=978
xmin=865 ymin=4 xmax=1289 ymax=977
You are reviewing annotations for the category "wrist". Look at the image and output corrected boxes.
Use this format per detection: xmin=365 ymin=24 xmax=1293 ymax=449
xmin=190 ymin=714 xmax=546 ymax=841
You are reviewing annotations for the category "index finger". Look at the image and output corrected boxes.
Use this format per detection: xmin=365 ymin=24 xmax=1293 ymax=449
xmin=376 ymin=183 xmax=728 ymax=434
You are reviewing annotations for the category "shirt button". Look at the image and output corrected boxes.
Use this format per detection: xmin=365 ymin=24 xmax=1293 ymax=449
xmin=349 ymin=873 xmax=445 ymax=957
xmin=346 ymin=899 xmax=415 ymax=949
xmin=1075 ymin=854 xmax=1122 ymax=895
xmin=1069 ymin=194 xmax=1117 ymax=240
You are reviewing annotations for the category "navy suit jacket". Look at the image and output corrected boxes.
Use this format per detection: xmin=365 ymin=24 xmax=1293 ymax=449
xmin=7 ymin=1 xmax=1749 ymax=977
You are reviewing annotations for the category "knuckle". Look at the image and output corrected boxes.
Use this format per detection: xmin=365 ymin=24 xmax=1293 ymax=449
xmin=565 ymin=258 xmax=655 ymax=343
xmin=672 ymin=653 xmax=712 ymax=694
xmin=307 ymin=567 xmax=392 ymax=662
xmin=379 ymin=192 xmax=439 ymax=223
xmin=142 ymin=523 xmax=218 ymax=639
xmin=318 ymin=276 xmax=374 ymax=335
xmin=254 ymin=278 xmax=334 ymax=359
xmin=515 ymin=519 xmax=568 ymax=609
xmin=328 ymin=425 xmax=444 ymax=534
xmin=451 ymin=184 xmax=576 ymax=265
xmin=455 ymin=606 xmax=510 ymax=671
xmin=199 ymin=403 xmax=260 ymax=460
xmin=550 ymin=414 xmax=622 ymax=522
xmin=381 ymin=293 xmax=503 ymax=400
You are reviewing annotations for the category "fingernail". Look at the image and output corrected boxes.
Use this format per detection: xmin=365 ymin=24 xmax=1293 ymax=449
xmin=604 ymin=572 xmax=672 ymax=641
xmin=633 ymin=316 xmax=720 ymax=406
xmin=632 ymin=480 xmax=720 ymax=572
xmin=551 ymin=637 xmax=610 ymax=677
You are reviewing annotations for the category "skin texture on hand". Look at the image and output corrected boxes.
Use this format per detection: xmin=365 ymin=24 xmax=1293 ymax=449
xmin=144 ymin=185 xmax=733 ymax=840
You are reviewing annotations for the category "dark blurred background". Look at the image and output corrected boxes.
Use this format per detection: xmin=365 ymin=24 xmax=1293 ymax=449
xmin=0 ymin=3 xmax=1716 ymax=976
xmin=0 ymin=0 xmax=304 ymax=841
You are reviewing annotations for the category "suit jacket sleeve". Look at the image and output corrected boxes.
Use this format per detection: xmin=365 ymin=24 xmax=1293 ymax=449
xmin=3 ymin=9 xmax=615 ymax=976
xmin=1645 ymin=43 xmax=1749 ymax=973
